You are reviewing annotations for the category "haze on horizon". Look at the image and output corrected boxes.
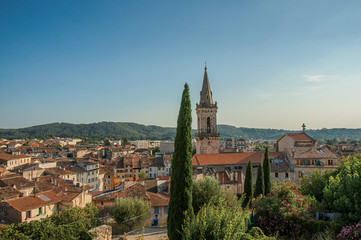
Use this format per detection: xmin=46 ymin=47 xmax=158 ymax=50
xmin=1 ymin=1 xmax=361 ymax=131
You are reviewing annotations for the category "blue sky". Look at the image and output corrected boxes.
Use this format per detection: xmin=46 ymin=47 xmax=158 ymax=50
xmin=1 ymin=0 xmax=361 ymax=130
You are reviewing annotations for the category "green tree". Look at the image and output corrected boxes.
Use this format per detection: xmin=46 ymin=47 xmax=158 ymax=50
xmin=0 ymin=205 xmax=98 ymax=240
xmin=300 ymin=170 xmax=336 ymax=202
xmin=263 ymin=147 xmax=271 ymax=195
xmin=324 ymin=154 xmax=361 ymax=222
xmin=244 ymin=160 xmax=253 ymax=204
xmin=138 ymin=172 xmax=148 ymax=179
xmin=255 ymin=163 xmax=265 ymax=197
xmin=122 ymin=137 xmax=130 ymax=146
xmin=182 ymin=197 xmax=274 ymax=240
xmin=50 ymin=204 xmax=98 ymax=226
xmin=167 ymin=83 xmax=194 ymax=240
xmin=192 ymin=176 xmax=220 ymax=214
xmin=110 ymin=197 xmax=150 ymax=232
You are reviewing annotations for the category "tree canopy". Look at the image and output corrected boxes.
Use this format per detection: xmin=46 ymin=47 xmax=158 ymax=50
xmin=168 ymin=83 xmax=194 ymax=240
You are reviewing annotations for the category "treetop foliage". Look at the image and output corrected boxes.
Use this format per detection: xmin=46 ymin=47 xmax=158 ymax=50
xmin=168 ymin=83 xmax=194 ymax=240
xmin=1 ymin=122 xmax=360 ymax=141
xmin=0 ymin=204 xmax=99 ymax=240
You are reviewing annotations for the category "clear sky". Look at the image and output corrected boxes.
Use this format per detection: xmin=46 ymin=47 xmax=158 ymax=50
xmin=1 ymin=0 xmax=361 ymax=130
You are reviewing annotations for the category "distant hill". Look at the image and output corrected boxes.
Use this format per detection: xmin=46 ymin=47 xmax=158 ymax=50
xmin=0 ymin=122 xmax=360 ymax=141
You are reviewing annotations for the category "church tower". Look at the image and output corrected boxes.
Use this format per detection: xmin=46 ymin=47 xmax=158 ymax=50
xmin=195 ymin=66 xmax=220 ymax=154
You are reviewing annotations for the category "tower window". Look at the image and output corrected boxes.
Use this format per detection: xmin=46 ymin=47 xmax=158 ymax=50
xmin=207 ymin=117 xmax=211 ymax=133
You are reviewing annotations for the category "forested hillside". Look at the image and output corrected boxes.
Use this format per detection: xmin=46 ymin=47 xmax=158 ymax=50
xmin=0 ymin=122 xmax=360 ymax=140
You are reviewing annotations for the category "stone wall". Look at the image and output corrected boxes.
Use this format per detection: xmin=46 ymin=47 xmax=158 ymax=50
xmin=277 ymin=135 xmax=295 ymax=152
xmin=89 ymin=225 xmax=112 ymax=240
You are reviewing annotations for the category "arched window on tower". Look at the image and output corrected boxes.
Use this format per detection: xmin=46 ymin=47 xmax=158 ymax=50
xmin=207 ymin=117 xmax=211 ymax=133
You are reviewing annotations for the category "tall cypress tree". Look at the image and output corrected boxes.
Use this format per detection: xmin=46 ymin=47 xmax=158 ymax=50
xmin=263 ymin=147 xmax=271 ymax=195
xmin=167 ymin=83 xmax=194 ymax=240
xmin=244 ymin=160 xmax=253 ymax=204
xmin=255 ymin=163 xmax=264 ymax=197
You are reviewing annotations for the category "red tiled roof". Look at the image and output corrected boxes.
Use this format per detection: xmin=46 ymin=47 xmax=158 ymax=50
xmin=285 ymin=133 xmax=313 ymax=141
xmin=5 ymin=190 xmax=60 ymax=212
xmin=0 ymin=154 xmax=30 ymax=161
xmin=148 ymin=192 xmax=169 ymax=207
xmin=6 ymin=195 xmax=45 ymax=212
xmin=0 ymin=186 xmax=22 ymax=200
xmin=158 ymin=176 xmax=170 ymax=180
xmin=93 ymin=183 xmax=148 ymax=202
xmin=192 ymin=152 xmax=284 ymax=166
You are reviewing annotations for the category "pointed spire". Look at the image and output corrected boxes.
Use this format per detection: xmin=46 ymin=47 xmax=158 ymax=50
xmin=199 ymin=65 xmax=213 ymax=105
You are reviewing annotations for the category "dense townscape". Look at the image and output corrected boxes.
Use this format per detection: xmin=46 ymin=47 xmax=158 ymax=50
xmin=0 ymin=68 xmax=360 ymax=239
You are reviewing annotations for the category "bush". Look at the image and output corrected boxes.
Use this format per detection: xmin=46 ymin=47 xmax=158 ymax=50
xmin=110 ymin=197 xmax=150 ymax=233
xmin=252 ymin=181 xmax=315 ymax=237
xmin=0 ymin=205 xmax=98 ymax=240
xmin=192 ymin=176 xmax=220 ymax=214
xmin=300 ymin=170 xmax=336 ymax=203
xmin=337 ymin=221 xmax=361 ymax=240
xmin=324 ymin=154 xmax=361 ymax=222
xmin=182 ymin=197 xmax=275 ymax=240
xmin=192 ymin=177 xmax=238 ymax=214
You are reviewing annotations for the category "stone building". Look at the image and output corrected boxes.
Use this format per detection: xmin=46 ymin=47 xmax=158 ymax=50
xmin=195 ymin=67 xmax=220 ymax=154
xmin=277 ymin=131 xmax=316 ymax=152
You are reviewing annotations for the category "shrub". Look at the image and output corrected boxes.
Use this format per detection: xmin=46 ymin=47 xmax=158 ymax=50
xmin=192 ymin=176 xmax=220 ymax=214
xmin=110 ymin=197 xmax=150 ymax=233
xmin=252 ymin=181 xmax=315 ymax=237
xmin=324 ymin=154 xmax=361 ymax=222
xmin=337 ymin=221 xmax=361 ymax=240
xmin=0 ymin=205 xmax=98 ymax=240
xmin=182 ymin=197 xmax=275 ymax=240
xmin=300 ymin=170 xmax=337 ymax=203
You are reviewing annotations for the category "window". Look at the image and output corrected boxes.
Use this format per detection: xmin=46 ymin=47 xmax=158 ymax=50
xmin=207 ymin=117 xmax=211 ymax=133
xmin=164 ymin=206 xmax=168 ymax=214
xmin=107 ymin=180 xmax=111 ymax=185
xmin=285 ymin=172 xmax=289 ymax=178
xmin=26 ymin=210 xmax=31 ymax=219
xmin=328 ymin=160 xmax=334 ymax=166
xmin=275 ymin=173 xmax=278 ymax=178
xmin=154 ymin=207 xmax=159 ymax=214
xmin=38 ymin=207 xmax=42 ymax=215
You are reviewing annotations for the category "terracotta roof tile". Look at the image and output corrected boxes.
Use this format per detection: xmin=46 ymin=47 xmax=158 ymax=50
xmin=192 ymin=152 xmax=284 ymax=166
xmin=147 ymin=192 xmax=169 ymax=207
xmin=0 ymin=176 xmax=35 ymax=189
xmin=94 ymin=183 xmax=148 ymax=202
xmin=0 ymin=154 xmax=30 ymax=161
xmin=288 ymin=147 xmax=337 ymax=159
xmin=0 ymin=186 xmax=22 ymax=200
xmin=286 ymin=133 xmax=313 ymax=141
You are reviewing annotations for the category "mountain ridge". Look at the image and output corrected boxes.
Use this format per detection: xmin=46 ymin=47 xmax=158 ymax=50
xmin=0 ymin=122 xmax=360 ymax=141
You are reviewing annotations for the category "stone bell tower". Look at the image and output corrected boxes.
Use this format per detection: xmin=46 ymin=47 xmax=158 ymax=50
xmin=195 ymin=66 xmax=220 ymax=154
